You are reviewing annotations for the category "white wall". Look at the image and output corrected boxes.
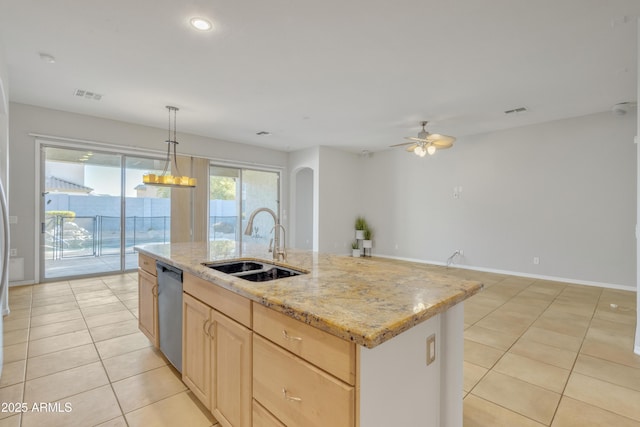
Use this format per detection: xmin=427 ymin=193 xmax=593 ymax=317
xmin=294 ymin=167 xmax=313 ymax=249
xmin=8 ymin=102 xmax=288 ymax=284
xmin=317 ymin=146 xmax=362 ymax=253
xmin=0 ymin=34 xmax=9 ymax=376
xmin=635 ymin=18 xmax=639 ymax=355
xmin=362 ymin=112 xmax=637 ymax=289
xmin=0 ymin=41 xmax=7 ymax=182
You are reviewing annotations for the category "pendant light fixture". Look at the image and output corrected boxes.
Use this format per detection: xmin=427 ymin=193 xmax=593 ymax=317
xmin=142 ymin=106 xmax=196 ymax=187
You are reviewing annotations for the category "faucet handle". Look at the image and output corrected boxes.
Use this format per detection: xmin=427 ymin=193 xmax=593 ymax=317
xmin=268 ymin=238 xmax=273 ymax=253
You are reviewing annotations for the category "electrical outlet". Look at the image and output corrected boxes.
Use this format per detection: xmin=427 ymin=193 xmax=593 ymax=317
xmin=426 ymin=334 xmax=436 ymax=366
xmin=458 ymin=249 xmax=464 ymax=256
xmin=10 ymin=248 xmax=17 ymax=256
xmin=533 ymin=256 xmax=540 ymax=265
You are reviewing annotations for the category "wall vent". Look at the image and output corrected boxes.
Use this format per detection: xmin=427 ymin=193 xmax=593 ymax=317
xmin=74 ymin=89 xmax=103 ymax=101
xmin=504 ymin=107 xmax=528 ymax=115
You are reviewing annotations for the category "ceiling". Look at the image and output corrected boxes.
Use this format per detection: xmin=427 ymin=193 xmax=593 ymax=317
xmin=0 ymin=0 xmax=639 ymax=153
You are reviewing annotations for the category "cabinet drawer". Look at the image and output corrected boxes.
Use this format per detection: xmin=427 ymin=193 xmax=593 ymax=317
xmin=252 ymin=400 xmax=285 ymax=427
xmin=253 ymin=303 xmax=355 ymax=385
xmin=184 ymin=273 xmax=251 ymax=328
xmin=253 ymin=335 xmax=355 ymax=427
xmin=138 ymin=253 xmax=157 ymax=276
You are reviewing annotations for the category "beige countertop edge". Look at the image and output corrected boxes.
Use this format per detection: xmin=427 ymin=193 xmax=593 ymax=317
xmin=138 ymin=247 xmax=483 ymax=349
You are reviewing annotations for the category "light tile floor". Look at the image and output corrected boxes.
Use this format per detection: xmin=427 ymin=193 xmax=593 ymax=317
xmin=1 ymin=269 xmax=638 ymax=426
xmin=1 ymin=273 xmax=217 ymax=427
xmin=454 ymin=269 xmax=640 ymax=427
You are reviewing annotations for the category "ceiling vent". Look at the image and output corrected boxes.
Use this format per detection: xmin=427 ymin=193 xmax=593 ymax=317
xmin=74 ymin=89 xmax=103 ymax=101
xmin=504 ymin=107 xmax=528 ymax=115
xmin=256 ymin=131 xmax=271 ymax=136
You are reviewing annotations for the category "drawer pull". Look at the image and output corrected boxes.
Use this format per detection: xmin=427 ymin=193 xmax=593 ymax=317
xmin=282 ymin=388 xmax=302 ymax=402
xmin=282 ymin=330 xmax=302 ymax=341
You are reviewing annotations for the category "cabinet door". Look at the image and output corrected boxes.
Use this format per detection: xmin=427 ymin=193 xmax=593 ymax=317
xmin=211 ymin=311 xmax=252 ymax=427
xmin=253 ymin=400 xmax=285 ymax=427
xmin=138 ymin=269 xmax=158 ymax=347
xmin=182 ymin=293 xmax=212 ymax=409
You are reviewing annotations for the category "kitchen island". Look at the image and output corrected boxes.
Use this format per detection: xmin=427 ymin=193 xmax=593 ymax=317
xmin=136 ymin=241 xmax=482 ymax=427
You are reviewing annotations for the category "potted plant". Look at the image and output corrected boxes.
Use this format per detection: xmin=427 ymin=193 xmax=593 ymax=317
xmin=362 ymin=228 xmax=373 ymax=249
xmin=355 ymin=216 xmax=367 ymax=240
xmin=351 ymin=241 xmax=361 ymax=257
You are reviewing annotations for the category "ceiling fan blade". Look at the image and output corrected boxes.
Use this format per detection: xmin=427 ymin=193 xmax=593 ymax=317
xmin=404 ymin=136 xmax=429 ymax=143
xmin=426 ymin=134 xmax=456 ymax=145
xmin=432 ymin=140 xmax=454 ymax=149
xmin=405 ymin=144 xmax=418 ymax=152
xmin=389 ymin=141 xmax=416 ymax=147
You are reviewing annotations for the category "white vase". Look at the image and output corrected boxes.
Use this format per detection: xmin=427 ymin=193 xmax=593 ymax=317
xmin=352 ymin=249 xmax=361 ymax=257
xmin=362 ymin=240 xmax=372 ymax=249
xmin=355 ymin=230 xmax=364 ymax=240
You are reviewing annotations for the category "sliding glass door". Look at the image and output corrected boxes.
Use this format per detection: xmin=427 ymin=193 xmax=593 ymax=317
xmin=208 ymin=165 xmax=280 ymax=248
xmin=42 ymin=147 xmax=123 ymax=278
xmin=241 ymin=169 xmax=279 ymax=247
xmin=41 ymin=145 xmax=169 ymax=280
xmin=124 ymin=156 xmax=171 ymax=270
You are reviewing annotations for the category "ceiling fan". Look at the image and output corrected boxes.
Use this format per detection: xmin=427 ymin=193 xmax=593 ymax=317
xmin=391 ymin=121 xmax=455 ymax=157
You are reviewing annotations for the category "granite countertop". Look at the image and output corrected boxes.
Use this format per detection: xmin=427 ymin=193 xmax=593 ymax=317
xmin=136 ymin=241 xmax=482 ymax=348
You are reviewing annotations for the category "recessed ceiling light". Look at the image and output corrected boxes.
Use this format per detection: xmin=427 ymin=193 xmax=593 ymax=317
xmin=190 ymin=17 xmax=212 ymax=31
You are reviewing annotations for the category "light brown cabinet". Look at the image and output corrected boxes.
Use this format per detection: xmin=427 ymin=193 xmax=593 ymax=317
xmin=138 ymin=254 xmax=158 ymax=347
xmin=252 ymin=400 xmax=285 ymax=427
xmin=182 ymin=292 xmax=211 ymax=407
xmin=211 ymin=310 xmax=252 ymax=426
xmin=182 ymin=273 xmax=252 ymax=427
xmin=252 ymin=304 xmax=356 ymax=427
xmin=253 ymin=335 xmax=355 ymax=427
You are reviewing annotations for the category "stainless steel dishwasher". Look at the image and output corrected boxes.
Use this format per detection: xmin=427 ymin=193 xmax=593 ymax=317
xmin=156 ymin=261 xmax=183 ymax=372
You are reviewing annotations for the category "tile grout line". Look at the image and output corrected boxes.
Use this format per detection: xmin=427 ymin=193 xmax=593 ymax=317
xmin=72 ymin=277 xmax=132 ymax=427
xmin=465 ymin=278 xmax=574 ymax=426
xmin=546 ymin=286 xmax=602 ymax=426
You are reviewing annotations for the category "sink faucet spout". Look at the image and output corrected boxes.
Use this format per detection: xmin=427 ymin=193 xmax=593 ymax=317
xmin=244 ymin=207 xmax=286 ymax=261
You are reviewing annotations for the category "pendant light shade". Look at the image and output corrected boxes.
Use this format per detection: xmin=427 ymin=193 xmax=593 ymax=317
xmin=142 ymin=106 xmax=196 ymax=188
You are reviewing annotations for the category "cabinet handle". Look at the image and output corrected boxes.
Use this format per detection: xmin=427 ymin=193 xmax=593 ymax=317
xmin=203 ymin=319 xmax=211 ymax=337
xmin=282 ymin=330 xmax=302 ymax=342
xmin=152 ymin=285 xmax=158 ymax=297
xmin=208 ymin=321 xmax=215 ymax=339
xmin=282 ymin=388 xmax=302 ymax=402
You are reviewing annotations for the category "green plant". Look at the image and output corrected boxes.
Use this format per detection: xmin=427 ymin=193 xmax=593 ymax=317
xmin=363 ymin=228 xmax=372 ymax=240
xmin=351 ymin=241 xmax=359 ymax=249
xmin=355 ymin=216 xmax=367 ymax=230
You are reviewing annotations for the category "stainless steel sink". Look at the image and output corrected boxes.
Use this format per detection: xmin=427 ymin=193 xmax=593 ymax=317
xmin=203 ymin=260 xmax=307 ymax=282
xmin=207 ymin=261 xmax=263 ymax=274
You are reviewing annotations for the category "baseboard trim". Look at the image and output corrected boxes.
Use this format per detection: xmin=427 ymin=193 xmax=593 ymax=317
xmin=374 ymin=254 xmax=636 ymax=292
xmin=9 ymin=280 xmax=36 ymax=287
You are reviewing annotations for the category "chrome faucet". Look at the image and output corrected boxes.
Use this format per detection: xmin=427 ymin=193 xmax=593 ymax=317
xmin=244 ymin=207 xmax=287 ymax=262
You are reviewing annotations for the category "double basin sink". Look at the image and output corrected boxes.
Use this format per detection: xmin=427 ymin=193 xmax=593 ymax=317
xmin=203 ymin=259 xmax=307 ymax=282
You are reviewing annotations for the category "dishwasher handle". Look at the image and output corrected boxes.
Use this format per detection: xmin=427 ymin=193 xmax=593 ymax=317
xmin=156 ymin=261 xmax=183 ymax=282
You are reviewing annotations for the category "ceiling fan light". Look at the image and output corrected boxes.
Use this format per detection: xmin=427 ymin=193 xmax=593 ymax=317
xmin=414 ymin=146 xmax=426 ymax=157
xmin=427 ymin=145 xmax=437 ymax=155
